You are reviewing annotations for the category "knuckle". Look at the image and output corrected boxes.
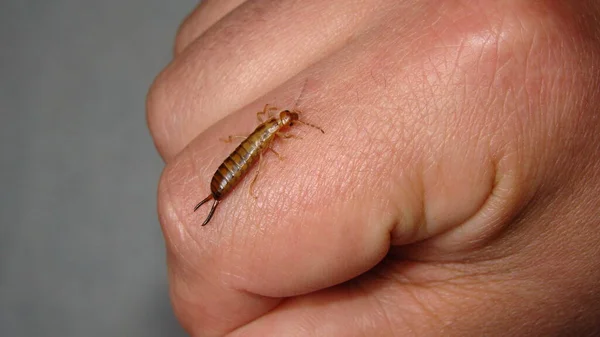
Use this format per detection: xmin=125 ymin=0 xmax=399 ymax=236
xmin=157 ymin=152 xmax=201 ymax=254
xmin=173 ymin=16 xmax=196 ymax=56
xmin=156 ymin=162 xmax=183 ymax=247
xmin=173 ymin=2 xmax=205 ymax=55
xmin=146 ymin=66 xmax=179 ymax=159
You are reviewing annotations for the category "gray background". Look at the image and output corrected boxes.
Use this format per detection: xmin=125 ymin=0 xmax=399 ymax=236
xmin=1 ymin=1 xmax=197 ymax=336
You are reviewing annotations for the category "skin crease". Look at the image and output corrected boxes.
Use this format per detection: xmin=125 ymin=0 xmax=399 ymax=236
xmin=146 ymin=0 xmax=600 ymax=336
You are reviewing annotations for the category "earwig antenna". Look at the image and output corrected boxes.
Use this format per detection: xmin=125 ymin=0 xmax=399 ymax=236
xmin=291 ymin=79 xmax=324 ymax=133
xmin=295 ymin=119 xmax=325 ymax=133
xmin=194 ymin=194 xmax=220 ymax=226
xmin=293 ymin=78 xmax=309 ymax=109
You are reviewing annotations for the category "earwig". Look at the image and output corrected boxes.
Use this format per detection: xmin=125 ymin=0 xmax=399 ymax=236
xmin=194 ymin=104 xmax=324 ymax=226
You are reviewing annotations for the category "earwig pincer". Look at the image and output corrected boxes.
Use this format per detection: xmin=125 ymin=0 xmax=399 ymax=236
xmin=193 ymin=104 xmax=324 ymax=226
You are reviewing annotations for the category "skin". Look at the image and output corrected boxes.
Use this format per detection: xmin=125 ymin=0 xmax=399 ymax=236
xmin=146 ymin=0 xmax=600 ymax=336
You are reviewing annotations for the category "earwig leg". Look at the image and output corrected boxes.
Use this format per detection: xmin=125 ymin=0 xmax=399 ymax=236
xmin=267 ymin=147 xmax=284 ymax=161
xmin=257 ymin=104 xmax=278 ymax=123
xmin=202 ymin=199 xmax=220 ymax=226
xmin=276 ymin=132 xmax=303 ymax=140
xmin=194 ymin=194 xmax=213 ymax=212
xmin=267 ymin=106 xmax=278 ymax=118
xmin=249 ymin=152 xmax=264 ymax=199
xmin=220 ymin=135 xmax=247 ymax=143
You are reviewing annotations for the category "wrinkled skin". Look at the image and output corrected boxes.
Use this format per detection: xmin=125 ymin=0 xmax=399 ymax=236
xmin=146 ymin=0 xmax=600 ymax=336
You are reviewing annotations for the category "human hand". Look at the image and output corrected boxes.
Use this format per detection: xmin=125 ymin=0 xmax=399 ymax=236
xmin=147 ymin=1 xmax=600 ymax=335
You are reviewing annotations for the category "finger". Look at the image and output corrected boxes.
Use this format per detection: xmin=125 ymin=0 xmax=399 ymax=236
xmin=174 ymin=0 xmax=247 ymax=55
xmin=225 ymin=262 xmax=506 ymax=337
xmin=227 ymin=254 xmax=593 ymax=337
xmin=228 ymin=271 xmax=433 ymax=337
xmin=147 ymin=0 xmax=395 ymax=161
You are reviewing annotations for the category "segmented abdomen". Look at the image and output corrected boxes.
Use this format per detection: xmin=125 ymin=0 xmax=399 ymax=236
xmin=210 ymin=121 xmax=278 ymax=198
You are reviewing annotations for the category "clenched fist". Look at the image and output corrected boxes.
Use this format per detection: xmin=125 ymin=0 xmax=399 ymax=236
xmin=146 ymin=1 xmax=600 ymax=336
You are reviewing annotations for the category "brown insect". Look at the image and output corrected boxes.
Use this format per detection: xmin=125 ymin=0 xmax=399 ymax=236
xmin=193 ymin=104 xmax=324 ymax=226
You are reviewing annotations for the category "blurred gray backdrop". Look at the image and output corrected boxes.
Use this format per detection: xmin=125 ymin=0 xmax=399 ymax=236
xmin=0 ymin=1 xmax=198 ymax=336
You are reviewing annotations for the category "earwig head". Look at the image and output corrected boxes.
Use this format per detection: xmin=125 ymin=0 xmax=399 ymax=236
xmin=279 ymin=109 xmax=325 ymax=133
xmin=279 ymin=110 xmax=299 ymax=126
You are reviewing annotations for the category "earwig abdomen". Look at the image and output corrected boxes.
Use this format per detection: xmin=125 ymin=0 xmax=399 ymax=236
xmin=211 ymin=121 xmax=278 ymax=199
